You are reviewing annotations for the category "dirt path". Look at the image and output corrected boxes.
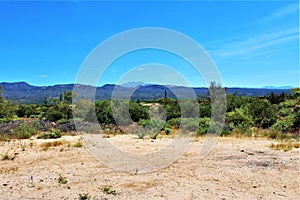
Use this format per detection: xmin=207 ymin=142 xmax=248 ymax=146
xmin=0 ymin=135 xmax=299 ymax=199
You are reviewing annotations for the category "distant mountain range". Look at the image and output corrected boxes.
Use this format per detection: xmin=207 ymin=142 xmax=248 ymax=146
xmin=262 ymin=86 xmax=293 ymax=89
xmin=0 ymin=82 xmax=293 ymax=104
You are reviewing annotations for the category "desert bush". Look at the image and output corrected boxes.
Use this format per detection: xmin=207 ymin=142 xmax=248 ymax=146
xmin=37 ymin=129 xmax=61 ymax=139
xmin=139 ymin=119 xmax=165 ymax=133
xmin=167 ymin=118 xmax=181 ymax=128
xmin=271 ymin=116 xmax=294 ymax=133
xmin=197 ymin=117 xmax=210 ymax=135
xmin=16 ymin=122 xmax=38 ymax=139
xmin=226 ymin=107 xmax=253 ymax=129
xmin=181 ymin=118 xmax=198 ymax=132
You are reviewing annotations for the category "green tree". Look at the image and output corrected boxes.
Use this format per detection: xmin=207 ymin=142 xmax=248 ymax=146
xmin=226 ymin=107 xmax=254 ymax=129
xmin=248 ymin=98 xmax=277 ymax=128
xmin=0 ymin=86 xmax=15 ymax=121
xmin=129 ymin=101 xmax=149 ymax=122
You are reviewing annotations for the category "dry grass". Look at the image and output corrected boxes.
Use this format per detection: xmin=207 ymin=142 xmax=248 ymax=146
xmin=269 ymin=142 xmax=300 ymax=151
xmin=40 ymin=140 xmax=65 ymax=151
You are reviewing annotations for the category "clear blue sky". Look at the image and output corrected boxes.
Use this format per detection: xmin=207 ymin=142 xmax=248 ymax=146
xmin=0 ymin=0 xmax=299 ymax=88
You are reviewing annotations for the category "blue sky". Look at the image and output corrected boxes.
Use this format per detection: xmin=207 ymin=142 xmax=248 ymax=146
xmin=0 ymin=0 xmax=299 ymax=88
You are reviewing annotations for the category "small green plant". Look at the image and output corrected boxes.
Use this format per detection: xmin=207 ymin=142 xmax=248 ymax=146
xmin=220 ymin=129 xmax=232 ymax=137
xmin=150 ymin=132 xmax=159 ymax=139
xmin=58 ymin=174 xmax=67 ymax=184
xmin=164 ymin=127 xmax=171 ymax=135
xmin=101 ymin=185 xmax=117 ymax=195
xmin=137 ymin=132 xmax=146 ymax=139
xmin=74 ymin=141 xmax=83 ymax=148
xmin=2 ymin=152 xmax=10 ymax=160
xmin=78 ymin=193 xmax=91 ymax=200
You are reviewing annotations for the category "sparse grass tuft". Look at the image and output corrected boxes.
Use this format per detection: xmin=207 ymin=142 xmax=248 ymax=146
xmin=78 ymin=193 xmax=91 ymax=200
xmin=58 ymin=174 xmax=67 ymax=184
xmin=74 ymin=141 xmax=83 ymax=148
xmin=41 ymin=140 xmax=64 ymax=151
xmin=101 ymin=185 xmax=117 ymax=195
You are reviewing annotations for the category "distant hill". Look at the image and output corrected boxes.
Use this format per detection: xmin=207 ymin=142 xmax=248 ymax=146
xmin=0 ymin=82 xmax=292 ymax=104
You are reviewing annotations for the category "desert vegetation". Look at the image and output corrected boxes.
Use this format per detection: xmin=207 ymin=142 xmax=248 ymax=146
xmin=0 ymin=84 xmax=299 ymax=143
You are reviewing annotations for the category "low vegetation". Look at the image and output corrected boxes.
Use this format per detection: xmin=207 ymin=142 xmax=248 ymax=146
xmin=78 ymin=193 xmax=91 ymax=200
xmin=37 ymin=129 xmax=61 ymax=139
xmin=100 ymin=185 xmax=117 ymax=195
xmin=58 ymin=174 xmax=68 ymax=184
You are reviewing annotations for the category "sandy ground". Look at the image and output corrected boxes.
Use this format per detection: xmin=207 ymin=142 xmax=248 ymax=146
xmin=0 ymin=134 xmax=299 ymax=200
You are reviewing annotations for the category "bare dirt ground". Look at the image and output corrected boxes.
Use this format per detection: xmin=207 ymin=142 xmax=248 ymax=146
xmin=0 ymin=135 xmax=299 ymax=200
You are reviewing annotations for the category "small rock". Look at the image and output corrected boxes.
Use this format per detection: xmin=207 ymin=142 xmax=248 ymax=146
xmin=3 ymin=183 xmax=8 ymax=186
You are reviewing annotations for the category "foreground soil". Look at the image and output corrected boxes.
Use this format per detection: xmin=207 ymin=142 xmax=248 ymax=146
xmin=0 ymin=135 xmax=299 ymax=199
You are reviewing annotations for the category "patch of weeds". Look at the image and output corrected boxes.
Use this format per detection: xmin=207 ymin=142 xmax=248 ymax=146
xmin=269 ymin=142 xmax=300 ymax=151
xmin=17 ymin=122 xmax=38 ymax=139
xmin=267 ymin=129 xmax=283 ymax=140
xmin=58 ymin=174 xmax=67 ymax=184
xmin=73 ymin=141 xmax=83 ymax=148
xmin=0 ymin=134 xmax=10 ymax=142
xmin=78 ymin=193 xmax=91 ymax=200
xmin=41 ymin=140 xmax=64 ymax=151
xmin=101 ymin=185 xmax=117 ymax=195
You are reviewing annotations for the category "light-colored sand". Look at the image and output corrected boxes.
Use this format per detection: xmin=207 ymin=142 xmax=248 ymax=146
xmin=0 ymin=135 xmax=299 ymax=199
